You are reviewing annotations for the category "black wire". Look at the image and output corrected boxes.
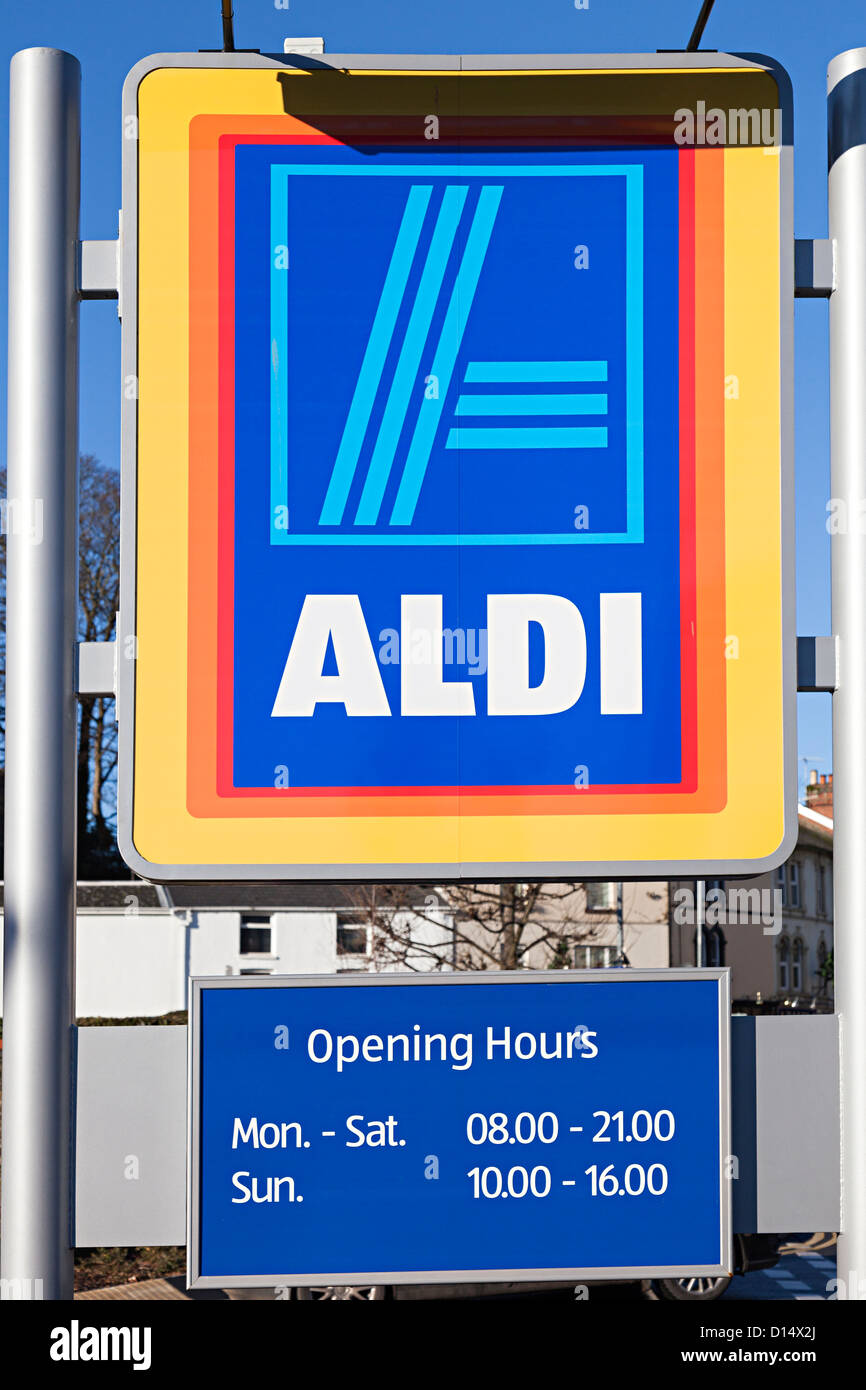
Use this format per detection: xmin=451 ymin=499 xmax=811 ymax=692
xmin=221 ymin=0 xmax=235 ymax=53
xmin=687 ymin=0 xmax=716 ymax=51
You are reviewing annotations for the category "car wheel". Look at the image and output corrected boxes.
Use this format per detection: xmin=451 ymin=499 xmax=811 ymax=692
xmin=295 ymin=1285 xmax=386 ymax=1301
xmin=650 ymin=1274 xmax=733 ymax=1302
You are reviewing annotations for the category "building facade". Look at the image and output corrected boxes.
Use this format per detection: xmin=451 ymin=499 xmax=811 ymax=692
xmin=0 ymin=879 xmax=673 ymax=1019
xmin=668 ymin=776 xmax=834 ymax=1011
xmin=0 ymin=884 xmax=391 ymax=1018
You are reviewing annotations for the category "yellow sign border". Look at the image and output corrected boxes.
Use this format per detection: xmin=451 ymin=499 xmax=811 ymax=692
xmin=126 ymin=61 xmax=794 ymax=873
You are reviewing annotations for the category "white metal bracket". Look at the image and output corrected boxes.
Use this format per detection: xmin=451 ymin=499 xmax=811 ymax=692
xmin=797 ymin=635 xmax=838 ymax=692
xmin=283 ymin=37 xmax=326 ymax=56
xmin=794 ymin=238 xmax=835 ymax=297
xmin=76 ymin=641 xmax=117 ymax=698
xmin=79 ymin=235 xmax=120 ymax=316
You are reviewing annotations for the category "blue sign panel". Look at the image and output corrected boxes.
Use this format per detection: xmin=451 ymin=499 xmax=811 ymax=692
xmin=189 ymin=972 xmax=730 ymax=1286
xmin=230 ymin=145 xmax=682 ymax=798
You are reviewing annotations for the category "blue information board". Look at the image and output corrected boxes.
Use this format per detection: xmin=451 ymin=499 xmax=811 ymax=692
xmin=189 ymin=971 xmax=730 ymax=1287
xmin=230 ymin=145 xmax=681 ymax=797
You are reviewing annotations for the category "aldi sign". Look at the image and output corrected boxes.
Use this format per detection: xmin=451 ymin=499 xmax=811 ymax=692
xmin=118 ymin=52 xmax=796 ymax=880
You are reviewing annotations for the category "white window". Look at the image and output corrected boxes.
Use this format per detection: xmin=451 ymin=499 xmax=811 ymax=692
xmin=778 ymin=937 xmax=790 ymax=992
xmin=817 ymin=864 xmax=831 ymax=918
xmin=788 ymin=861 xmax=801 ymax=909
xmin=585 ymin=882 xmax=617 ymax=911
xmin=575 ymin=944 xmax=614 ymax=968
xmin=792 ymin=939 xmax=803 ymax=991
xmin=775 ymin=864 xmax=787 ymax=907
xmin=336 ymin=912 xmax=371 ymax=956
xmin=240 ymin=916 xmax=273 ymax=956
xmin=817 ymin=863 xmax=826 ymax=917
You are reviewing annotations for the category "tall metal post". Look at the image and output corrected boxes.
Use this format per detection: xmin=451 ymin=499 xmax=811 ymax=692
xmin=695 ymin=879 xmax=705 ymax=968
xmin=1 ymin=48 xmax=81 ymax=1301
xmin=829 ymin=46 xmax=866 ymax=1300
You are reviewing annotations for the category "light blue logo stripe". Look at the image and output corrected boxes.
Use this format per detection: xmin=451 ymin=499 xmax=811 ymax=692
xmin=454 ymin=393 xmax=608 ymax=417
xmin=354 ymin=185 xmax=468 ymax=526
xmin=317 ymin=184 xmax=432 ymax=526
xmin=269 ymin=169 xmax=290 ymax=526
xmin=625 ymin=169 xmax=645 ymax=543
xmin=389 ymin=185 xmax=503 ymax=527
xmin=463 ymin=360 xmax=609 ymax=383
xmin=267 ymin=530 xmax=638 ymax=547
xmin=273 ymin=164 xmax=638 ymax=179
xmin=268 ymin=161 xmax=643 ymax=547
xmin=446 ymin=426 xmax=608 ymax=450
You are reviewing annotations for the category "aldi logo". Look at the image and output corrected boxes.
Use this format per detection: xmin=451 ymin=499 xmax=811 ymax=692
xmin=120 ymin=55 xmax=794 ymax=880
xmin=265 ymin=163 xmax=643 ymax=545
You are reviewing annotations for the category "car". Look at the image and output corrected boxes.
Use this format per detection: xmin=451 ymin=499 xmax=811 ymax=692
xmin=293 ymin=1233 xmax=784 ymax=1301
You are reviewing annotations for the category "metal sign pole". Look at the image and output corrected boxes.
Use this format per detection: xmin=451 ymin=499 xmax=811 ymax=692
xmin=1 ymin=47 xmax=81 ymax=1302
xmin=828 ymin=46 xmax=866 ymax=1301
xmin=695 ymin=879 xmax=705 ymax=968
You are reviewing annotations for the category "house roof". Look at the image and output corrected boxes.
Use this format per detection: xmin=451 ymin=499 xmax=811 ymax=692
xmin=798 ymin=802 xmax=833 ymax=838
xmin=79 ymin=882 xmax=162 ymax=909
xmin=0 ymin=881 xmax=161 ymax=910
xmin=163 ymin=882 xmax=449 ymax=912
xmin=0 ymin=880 xmax=448 ymax=912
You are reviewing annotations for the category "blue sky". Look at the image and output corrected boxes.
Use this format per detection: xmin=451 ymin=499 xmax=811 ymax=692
xmin=2 ymin=0 xmax=858 ymax=793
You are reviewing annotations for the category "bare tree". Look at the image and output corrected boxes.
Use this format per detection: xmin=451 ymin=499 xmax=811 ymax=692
xmin=360 ymin=882 xmax=594 ymax=973
xmin=76 ymin=455 xmax=123 ymax=877
xmin=0 ymin=454 xmax=124 ymax=877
